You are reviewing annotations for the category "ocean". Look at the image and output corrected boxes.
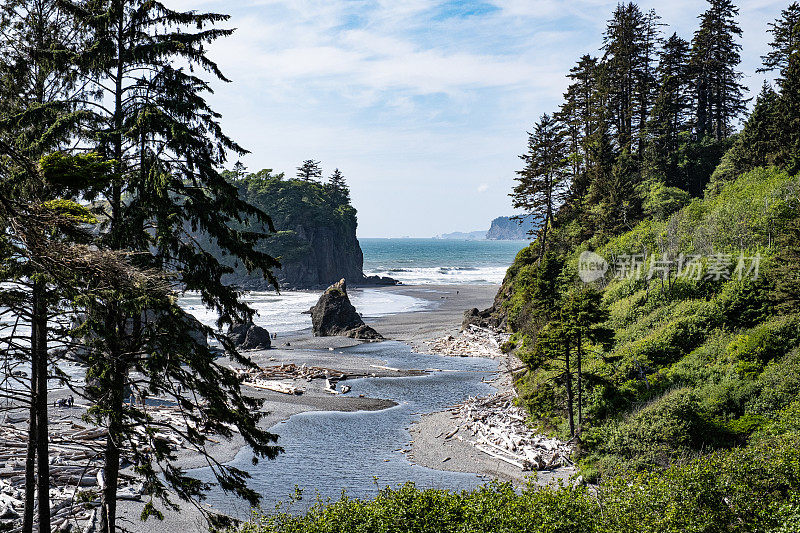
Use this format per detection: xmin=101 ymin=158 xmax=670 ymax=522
xmin=182 ymin=238 xmax=527 ymax=334
xmin=361 ymin=238 xmax=528 ymax=285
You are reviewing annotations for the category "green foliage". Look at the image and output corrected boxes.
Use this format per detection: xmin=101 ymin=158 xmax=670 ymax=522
xmin=642 ymin=181 xmax=691 ymax=221
xmin=38 ymin=152 xmax=113 ymax=194
xmin=40 ymin=199 xmax=97 ymax=224
xmin=503 ymin=164 xmax=800 ymax=475
xmin=238 ymin=436 xmax=800 ymax=533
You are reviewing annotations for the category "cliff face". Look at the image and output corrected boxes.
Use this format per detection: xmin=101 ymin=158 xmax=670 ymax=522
xmin=485 ymin=216 xmax=537 ymax=240
xmin=207 ymin=170 xmax=395 ymax=290
xmin=272 ymin=222 xmax=365 ymax=289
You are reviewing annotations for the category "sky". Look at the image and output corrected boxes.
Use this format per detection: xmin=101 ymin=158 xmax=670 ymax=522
xmin=168 ymin=0 xmax=788 ymax=237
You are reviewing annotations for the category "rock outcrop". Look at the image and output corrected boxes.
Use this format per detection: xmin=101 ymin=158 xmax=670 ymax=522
xmin=229 ymin=321 xmax=272 ymax=350
xmin=486 ymin=216 xmax=539 ymax=240
xmin=309 ymin=279 xmax=383 ymax=340
xmin=197 ymin=174 xmax=399 ymax=290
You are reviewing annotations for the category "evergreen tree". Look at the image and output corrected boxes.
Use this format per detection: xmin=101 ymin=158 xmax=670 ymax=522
xmin=558 ymin=55 xmax=599 ymax=199
xmin=531 ymin=320 xmax=575 ymax=437
xmin=602 ymin=3 xmax=648 ymax=154
xmin=645 ymin=33 xmax=692 ymax=188
xmin=636 ymin=9 xmax=664 ymax=157
xmin=739 ymin=83 xmax=781 ymax=168
xmin=327 ymin=168 xmax=350 ymax=204
xmin=0 ymin=3 xmax=85 ymax=530
xmin=297 ymin=159 xmax=323 ymax=181
xmin=760 ymin=2 xmax=800 ymax=79
xmin=233 ymin=160 xmax=248 ymax=180
xmin=778 ymin=50 xmax=800 ymax=172
xmin=690 ymin=0 xmax=748 ymax=141
xmin=561 ymin=287 xmax=613 ymax=433
xmin=59 ymin=1 xmax=283 ymax=530
xmin=512 ymin=114 xmax=570 ymax=258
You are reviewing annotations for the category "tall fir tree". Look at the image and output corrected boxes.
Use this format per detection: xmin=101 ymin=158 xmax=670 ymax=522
xmin=297 ymin=159 xmax=323 ymax=181
xmin=760 ymin=2 xmax=800 ymax=80
xmin=635 ymin=9 xmax=664 ymax=157
xmin=59 ymin=1 xmax=283 ymax=530
xmin=561 ymin=287 xmax=613 ymax=433
xmin=645 ymin=33 xmax=693 ymax=187
xmin=0 ymin=2 xmax=85 ymax=530
xmin=558 ymin=55 xmax=599 ymax=200
xmin=690 ymin=0 xmax=748 ymax=141
xmin=512 ymin=114 xmax=570 ymax=258
xmin=778 ymin=50 xmax=800 ymax=172
xmin=602 ymin=3 xmax=648 ymax=154
xmin=327 ymin=168 xmax=350 ymax=204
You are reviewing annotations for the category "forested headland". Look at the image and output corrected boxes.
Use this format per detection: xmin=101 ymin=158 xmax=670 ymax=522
xmin=203 ymin=163 xmax=396 ymax=290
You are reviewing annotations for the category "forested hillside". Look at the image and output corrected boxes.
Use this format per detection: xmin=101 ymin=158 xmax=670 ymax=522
xmin=490 ymin=0 xmax=800 ymax=482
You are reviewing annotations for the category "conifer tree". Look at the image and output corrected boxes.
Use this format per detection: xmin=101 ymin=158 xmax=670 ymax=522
xmin=645 ymin=33 xmax=693 ymax=187
xmin=297 ymin=159 xmax=323 ymax=181
xmin=602 ymin=3 xmax=648 ymax=154
xmin=58 ymin=1 xmax=283 ymax=530
xmin=328 ymin=168 xmax=350 ymax=204
xmin=561 ymin=287 xmax=612 ymax=433
xmin=738 ymin=83 xmax=781 ymax=169
xmin=0 ymin=2 xmax=85 ymax=530
xmin=636 ymin=9 xmax=664 ymax=157
xmin=690 ymin=0 xmax=748 ymax=141
xmin=512 ymin=114 xmax=569 ymax=258
xmin=558 ymin=55 xmax=599 ymax=199
xmin=760 ymin=2 xmax=800 ymax=79
xmin=778 ymin=50 xmax=800 ymax=172
xmin=531 ymin=320 xmax=575 ymax=437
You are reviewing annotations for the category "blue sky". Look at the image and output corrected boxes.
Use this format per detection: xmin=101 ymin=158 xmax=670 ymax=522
xmin=169 ymin=0 xmax=788 ymax=237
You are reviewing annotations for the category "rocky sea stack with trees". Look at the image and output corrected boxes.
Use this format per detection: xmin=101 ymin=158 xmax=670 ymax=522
xmin=199 ymin=162 xmax=398 ymax=290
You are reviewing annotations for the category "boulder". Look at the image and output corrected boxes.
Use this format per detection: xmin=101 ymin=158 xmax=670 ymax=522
xmin=309 ymin=279 xmax=383 ymax=340
xmin=229 ymin=321 xmax=271 ymax=350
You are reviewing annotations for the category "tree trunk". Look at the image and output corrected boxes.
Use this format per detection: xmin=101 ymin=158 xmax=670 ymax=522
xmin=22 ymin=324 xmax=38 ymax=533
xmin=577 ymin=332 xmax=583 ymax=432
xmin=33 ymin=280 xmax=51 ymax=533
xmin=100 ymin=16 xmax=127 ymax=533
xmin=100 ymin=362 xmax=124 ymax=533
xmin=565 ymin=337 xmax=574 ymax=438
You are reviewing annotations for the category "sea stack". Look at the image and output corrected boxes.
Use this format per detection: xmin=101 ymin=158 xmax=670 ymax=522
xmin=309 ymin=279 xmax=383 ymax=340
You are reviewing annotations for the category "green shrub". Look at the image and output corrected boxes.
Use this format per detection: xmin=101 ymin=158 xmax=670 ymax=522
xmin=238 ymin=437 xmax=800 ymax=533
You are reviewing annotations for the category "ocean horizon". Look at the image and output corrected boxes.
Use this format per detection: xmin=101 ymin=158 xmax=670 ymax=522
xmin=361 ymin=237 xmax=527 ymax=285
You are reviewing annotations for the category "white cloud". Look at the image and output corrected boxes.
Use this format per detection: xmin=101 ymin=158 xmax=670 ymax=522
xmin=161 ymin=0 xmax=788 ymax=237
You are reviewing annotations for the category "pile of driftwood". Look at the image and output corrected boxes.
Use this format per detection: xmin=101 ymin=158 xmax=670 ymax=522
xmin=451 ymin=392 xmax=572 ymax=471
xmin=426 ymin=325 xmax=510 ymax=358
xmin=0 ymin=419 xmax=144 ymax=533
xmin=232 ymin=363 xmax=355 ymax=395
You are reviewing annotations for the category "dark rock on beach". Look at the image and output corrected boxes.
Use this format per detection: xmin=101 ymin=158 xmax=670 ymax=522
xmin=462 ymin=306 xmax=503 ymax=331
xmin=229 ymin=321 xmax=272 ymax=350
xmin=309 ymin=279 xmax=383 ymax=340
